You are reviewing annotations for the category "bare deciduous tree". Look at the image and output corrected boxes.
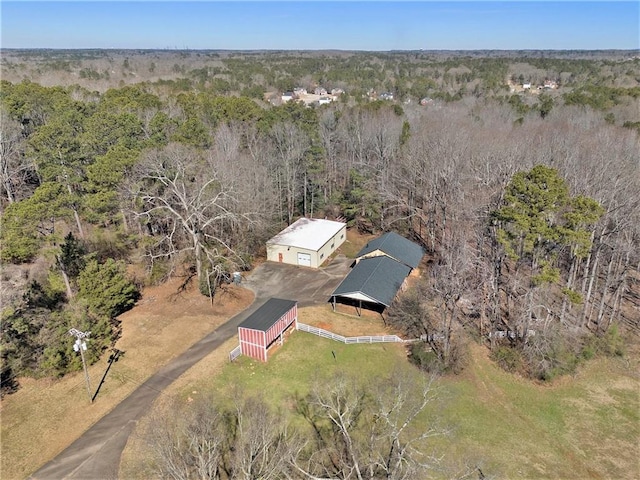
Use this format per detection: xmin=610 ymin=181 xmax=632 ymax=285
xmin=142 ymin=393 xmax=296 ymax=480
xmin=267 ymin=122 xmax=309 ymax=225
xmin=143 ymin=396 xmax=225 ymax=480
xmin=0 ymin=109 xmax=33 ymax=204
xmin=294 ymin=371 xmax=446 ymax=480
xmin=129 ymin=142 xmax=258 ymax=288
xmin=226 ymin=396 xmax=294 ymax=480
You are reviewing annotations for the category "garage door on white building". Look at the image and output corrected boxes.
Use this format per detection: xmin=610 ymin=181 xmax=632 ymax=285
xmin=297 ymin=252 xmax=312 ymax=267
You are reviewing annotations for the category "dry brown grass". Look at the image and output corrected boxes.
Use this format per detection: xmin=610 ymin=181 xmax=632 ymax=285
xmin=301 ymin=304 xmax=395 ymax=336
xmin=0 ymin=278 xmax=253 ymax=480
xmin=339 ymin=229 xmax=376 ymax=258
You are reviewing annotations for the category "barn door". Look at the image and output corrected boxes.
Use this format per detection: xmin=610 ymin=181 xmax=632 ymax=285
xmin=278 ymin=252 xmax=283 ymax=263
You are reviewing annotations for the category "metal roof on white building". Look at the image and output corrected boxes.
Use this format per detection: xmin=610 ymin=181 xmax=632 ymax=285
xmin=267 ymin=218 xmax=346 ymax=252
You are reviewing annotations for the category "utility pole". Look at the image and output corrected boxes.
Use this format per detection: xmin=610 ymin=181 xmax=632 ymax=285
xmin=69 ymin=328 xmax=92 ymax=403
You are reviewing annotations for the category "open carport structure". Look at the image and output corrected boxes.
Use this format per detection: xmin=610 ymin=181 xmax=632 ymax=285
xmin=330 ymin=256 xmax=411 ymax=315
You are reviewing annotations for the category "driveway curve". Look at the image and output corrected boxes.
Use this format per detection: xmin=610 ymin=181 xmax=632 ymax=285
xmin=30 ymin=256 xmax=350 ymax=479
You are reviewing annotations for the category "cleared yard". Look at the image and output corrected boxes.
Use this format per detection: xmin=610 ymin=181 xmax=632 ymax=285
xmin=120 ymin=306 xmax=640 ymax=479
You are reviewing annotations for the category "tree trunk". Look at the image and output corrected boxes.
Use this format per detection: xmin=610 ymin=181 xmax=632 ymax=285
xmin=120 ymin=208 xmax=129 ymax=233
xmin=65 ymin=183 xmax=85 ymax=239
xmin=581 ymin=243 xmax=602 ymax=328
xmin=193 ymin=231 xmax=203 ymax=283
xmin=57 ymin=255 xmax=74 ymax=300
xmin=595 ymin=253 xmax=616 ymax=331
xmin=559 ymin=251 xmax=579 ymax=325
xmin=2 ymin=168 xmax=14 ymax=203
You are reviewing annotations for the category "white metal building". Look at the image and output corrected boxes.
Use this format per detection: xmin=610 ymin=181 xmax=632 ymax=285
xmin=266 ymin=218 xmax=347 ymax=268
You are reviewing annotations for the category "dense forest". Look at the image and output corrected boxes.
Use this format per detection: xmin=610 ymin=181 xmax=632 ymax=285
xmin=1 ymin=50 xmax=639 ymax=397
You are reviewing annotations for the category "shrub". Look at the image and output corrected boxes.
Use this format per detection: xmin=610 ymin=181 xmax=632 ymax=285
xmin=581 ymin=326 xmax=625 ymax=359
xmin=523 ymin=328 xmax=582 ymax=381
xmin=409 ymin=337 xmax=468 ymax=375
xmin=77 ymin=259 xmax=140 ymax=319
xmin=409 ymin=343 xmax=441 ymax=372
xmin=491 ymin=346 xmax=524 ymax=373
xmin=148 ymin=259 xmax=171 ymax=286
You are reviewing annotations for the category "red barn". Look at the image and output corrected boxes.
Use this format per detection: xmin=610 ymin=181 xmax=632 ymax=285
xmin=238 ymin=298 xmax=298 ymax=362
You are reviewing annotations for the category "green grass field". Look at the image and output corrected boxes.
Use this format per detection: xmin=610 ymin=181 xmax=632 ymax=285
xmin=199 ymin=331 xmax=411 ymax=408
xmin=184 ymin=330 xmax=639 ymax=479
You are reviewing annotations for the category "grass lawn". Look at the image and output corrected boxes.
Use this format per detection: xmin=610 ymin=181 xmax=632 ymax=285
xmin=438 ymin=344 xmax=639 ymax=478
xmin=216 ymin=331 xmax=409 ymax=406
xmin=122 ymin=306 xmax=640 ymax=480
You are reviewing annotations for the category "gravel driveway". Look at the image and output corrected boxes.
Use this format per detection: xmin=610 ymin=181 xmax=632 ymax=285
xmin=242 ymin=254 xmax=351 ymax=306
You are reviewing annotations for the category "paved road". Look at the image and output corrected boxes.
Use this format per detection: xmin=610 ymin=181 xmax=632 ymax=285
xmin=31 ymin=257 xmax=350 ymax=480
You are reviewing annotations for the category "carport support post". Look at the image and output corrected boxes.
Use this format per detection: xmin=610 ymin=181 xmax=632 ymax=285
xmin=332 ymin=296 xmax=336 ymax=311
xmin=358 ymin=299 xmax=362 ymax=317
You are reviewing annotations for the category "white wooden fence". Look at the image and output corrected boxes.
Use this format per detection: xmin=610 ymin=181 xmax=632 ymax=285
xmin=296 ymin=322 xmax=413 ymax=344
xmin=229 ymin=345 xmax=242 ymax=361
xmin=230 ymin=323 xmax=418 ymax=361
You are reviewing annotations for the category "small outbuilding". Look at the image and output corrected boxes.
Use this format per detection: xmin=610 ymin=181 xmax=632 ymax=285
xmin=267 ymin=218 xmax=347 ymax=268
xmin=354 ymin=231 xmax=424 ymax=270
xmin=238 ymin=298 xmax=298 ymax=362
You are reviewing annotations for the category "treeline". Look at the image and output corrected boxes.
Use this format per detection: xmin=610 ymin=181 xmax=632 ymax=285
xmin=1 ymin=69 xmax=638 ymax=392
xmin=3 ymin=50 xmax=639 ymax=106
xmin=138 ymin=371 xmax=446 ymax=480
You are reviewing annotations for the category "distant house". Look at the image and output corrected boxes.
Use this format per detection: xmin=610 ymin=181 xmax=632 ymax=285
xmin=379 ymin=92 xmax=394 ymax=101
xmin=293 ymin=87 xmax=307 ymax=96
xmin=522 ymin=83 xmax=532 ymax=90
xmin=543 ymin=80 xmax=557 ymax=89
xmin=314 ymin=87 xmax=328 ymax=95
xmin=318 ymin=96 xmax=332 ymax=105
xmin=331 ymin=88 xmax=344 ymax=95
xmin=420 ymin=97 xmax=433 ymax=106
xmin=281 ymin=92 xmax=294 ymax=102
xmin=266 ymin=218 xmax=347 ymax=268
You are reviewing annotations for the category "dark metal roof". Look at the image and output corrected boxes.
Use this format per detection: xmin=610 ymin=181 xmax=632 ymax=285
xmin=238 ymin=298 xmax=297 ymax=332
xmin=331 ymin=256 xmax=411 ymax=307
xmin=355 ymin=232 xmax=424 ymax=269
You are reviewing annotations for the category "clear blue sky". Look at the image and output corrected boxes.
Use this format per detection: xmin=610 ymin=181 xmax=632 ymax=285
xmin=2 ymin=1 xmax=638 ymax=50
